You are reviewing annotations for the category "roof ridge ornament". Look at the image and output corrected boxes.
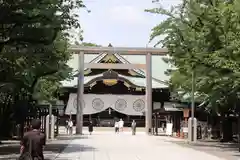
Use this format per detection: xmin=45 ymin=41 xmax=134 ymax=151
xmin=103 ymin=70 xmax=118 ymax=79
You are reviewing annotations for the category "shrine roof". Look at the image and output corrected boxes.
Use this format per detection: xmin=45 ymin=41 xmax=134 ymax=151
xmin=61 ymin=51 xmax=172 ymax=89
xmin=61 ymin=73 xmax=168 ymax=88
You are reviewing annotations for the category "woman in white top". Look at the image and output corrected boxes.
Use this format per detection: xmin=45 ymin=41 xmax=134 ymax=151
xmin=68 ymin=120 xmax=73 ymax=135
xmin=119 ymin=119 xmax=124 ymax=132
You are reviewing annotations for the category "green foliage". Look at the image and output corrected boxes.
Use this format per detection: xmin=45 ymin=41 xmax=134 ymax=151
xmin=0 ymin=0 xmax=85 ymax=48
xmin=0 ymin=0 xmax=86 ymax=101
xmin=81 ymin=42 xmax=102 ymax=47
xmin=147 ymin=0 xmax=240 ymax=113
xmin=0 ymin=0 xmax=88 ymax=137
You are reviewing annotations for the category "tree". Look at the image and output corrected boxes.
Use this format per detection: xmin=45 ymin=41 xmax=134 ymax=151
xmin=0 ymin=32 xmax=74 ymax=137
xmin=0 ymin=0 xmax=86 ymax=99
xmin=0 ymin=0 xmax=87 ymax=138
xmin=146 ymin=0 xmax=240 ymax=141
xmin=0 ymin=0 xmax=86 ymax=51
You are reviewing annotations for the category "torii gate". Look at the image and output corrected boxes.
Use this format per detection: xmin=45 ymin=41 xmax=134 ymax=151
xmin=69 ymin=45 xmax=168 ymax=134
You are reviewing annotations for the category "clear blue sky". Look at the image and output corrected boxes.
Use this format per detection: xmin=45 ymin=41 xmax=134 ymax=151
xmin=78 ymin=0 xmax=181 ymax=47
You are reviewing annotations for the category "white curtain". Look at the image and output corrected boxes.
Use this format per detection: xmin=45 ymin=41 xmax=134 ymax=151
xmin=65 ymin=94 xmax=146 ymax=116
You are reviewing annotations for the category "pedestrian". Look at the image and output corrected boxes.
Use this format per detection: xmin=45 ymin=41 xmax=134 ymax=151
xmin=114 ymin=120 xmax=119 ymax=133
xmin=68 ymin=119 xmax=73 ymax=135
xmin=65 ymin=120 xmax=69 ymax=134
xmin=19 ymin=119 xmax=46 ymax=160
xmin=119 ymin=119 xmax=124 ymax=132
xmin=131 ymin=120 xmax=136 ymax=135
xmin=88 ymin=121 xmax=93 ymax=135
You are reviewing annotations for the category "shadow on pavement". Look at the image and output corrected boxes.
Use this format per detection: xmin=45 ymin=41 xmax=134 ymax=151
xmin=58 ymin=144 xmax=97 ymax=153
xmin=0 ymin=135 xmax=90 ymax=160
xmin=57 ymin=135 xmax=89 ymax=140
xmin=165 ymin=139 xmax=240 ymax=160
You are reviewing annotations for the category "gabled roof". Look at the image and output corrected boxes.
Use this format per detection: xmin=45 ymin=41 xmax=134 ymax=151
xmin=83 ymin=53 xmax=144 ymax=77
xmin=62 ymin=49 xmax=171 ymax=89
xmin=62 ymin=73 xmax=168 ymax=88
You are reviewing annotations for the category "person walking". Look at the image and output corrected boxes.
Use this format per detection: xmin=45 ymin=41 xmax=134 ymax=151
xmin=19 ymin=119 xmax=46 ymax=160
xmin=131 ymin=120 xmax=136 ymax=135
xmin=68 ymin=119 xmax=73 ymax=135
xmin=88 ymin=121 xmax=94 ymax=135
xmin=114 ymin=120 xmax=119 ymax=133
xmin=65 ymin=120 xmax=69 ymax=134
xmin=119 ymin=119 xmax=124 ymax=132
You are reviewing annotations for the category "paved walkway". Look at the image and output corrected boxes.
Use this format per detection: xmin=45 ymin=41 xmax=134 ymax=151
xmin=0 ymin=136 xmax=72 ymax=160
xmin=55 ymin=131 xmax=226 ymax=160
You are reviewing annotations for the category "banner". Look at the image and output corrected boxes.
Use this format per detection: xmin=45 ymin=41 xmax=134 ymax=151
xmin=65 ymin=94 xmax=145 ymax=115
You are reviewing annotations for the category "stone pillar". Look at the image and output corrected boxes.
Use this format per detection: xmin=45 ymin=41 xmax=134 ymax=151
xmin=188 ymin=117 xmax=197 ymax=142
xmin=76 ymin=51 xmax=84 ymax=135
xmin=46 ymin=115 xmax=55 ymax=140
xmin=145 ymin=53 xmax=152 ymax=134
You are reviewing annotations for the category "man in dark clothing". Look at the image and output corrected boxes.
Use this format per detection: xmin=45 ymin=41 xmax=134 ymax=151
xmin=88 ymin=121 xmax=93 ymax=135
xmin=20 ymin=119 xmax=46 ymax=160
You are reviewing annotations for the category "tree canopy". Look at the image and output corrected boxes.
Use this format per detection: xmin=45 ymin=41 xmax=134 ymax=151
xmin=0 ymin=0 xmax=86 ymax=100
xmin=146 ymin=0 xmax=240 ymax=114
xmin=0 ymin=0 xmax=86 ymax=137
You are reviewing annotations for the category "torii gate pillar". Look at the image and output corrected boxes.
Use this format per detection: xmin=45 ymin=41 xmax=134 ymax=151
xmin=145 ymin=53 xmax=152 ymax=134
xmin=76 ymin=51 xmax=84 ymax=135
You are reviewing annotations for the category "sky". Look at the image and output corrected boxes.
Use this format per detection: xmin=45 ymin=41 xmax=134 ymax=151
xmin=78 ymin=0 xmax=181 ymax=47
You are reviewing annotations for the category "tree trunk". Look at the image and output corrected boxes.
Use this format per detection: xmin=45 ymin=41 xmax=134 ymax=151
xmin=221 ymin=116 xmax=233 ymax=142
xmin=238 ymin=114 xmax=240 ymax=152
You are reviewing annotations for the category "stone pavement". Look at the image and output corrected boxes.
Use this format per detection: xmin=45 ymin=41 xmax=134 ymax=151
xmin=166 ymin=138 xmax=240 ymax=160
xmin=0 ymin=135 xmax=73 ymax=160
xmin=55 ymin=131 xmax=226 ymax=160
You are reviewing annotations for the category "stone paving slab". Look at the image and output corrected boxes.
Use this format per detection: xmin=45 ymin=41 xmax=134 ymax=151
xmin=55 ymin=131 xmax=226 ymax=160
xmin=0 ymin=136 xmax=73 ymax=160
xmin=164 ymin=138 xmax=240 ymax=160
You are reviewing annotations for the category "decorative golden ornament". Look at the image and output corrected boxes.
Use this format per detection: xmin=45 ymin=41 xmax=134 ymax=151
xmin=103 ymin=54 xmax=117 ymax=63
xmin=103 ymin=79 xmax=118 ymax=86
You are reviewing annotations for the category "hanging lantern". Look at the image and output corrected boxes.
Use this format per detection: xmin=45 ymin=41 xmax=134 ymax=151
xmin=109 ymin=108 xmax=111 ymax=115
xmin=103 ymin=79 xmax=118 ymax=86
